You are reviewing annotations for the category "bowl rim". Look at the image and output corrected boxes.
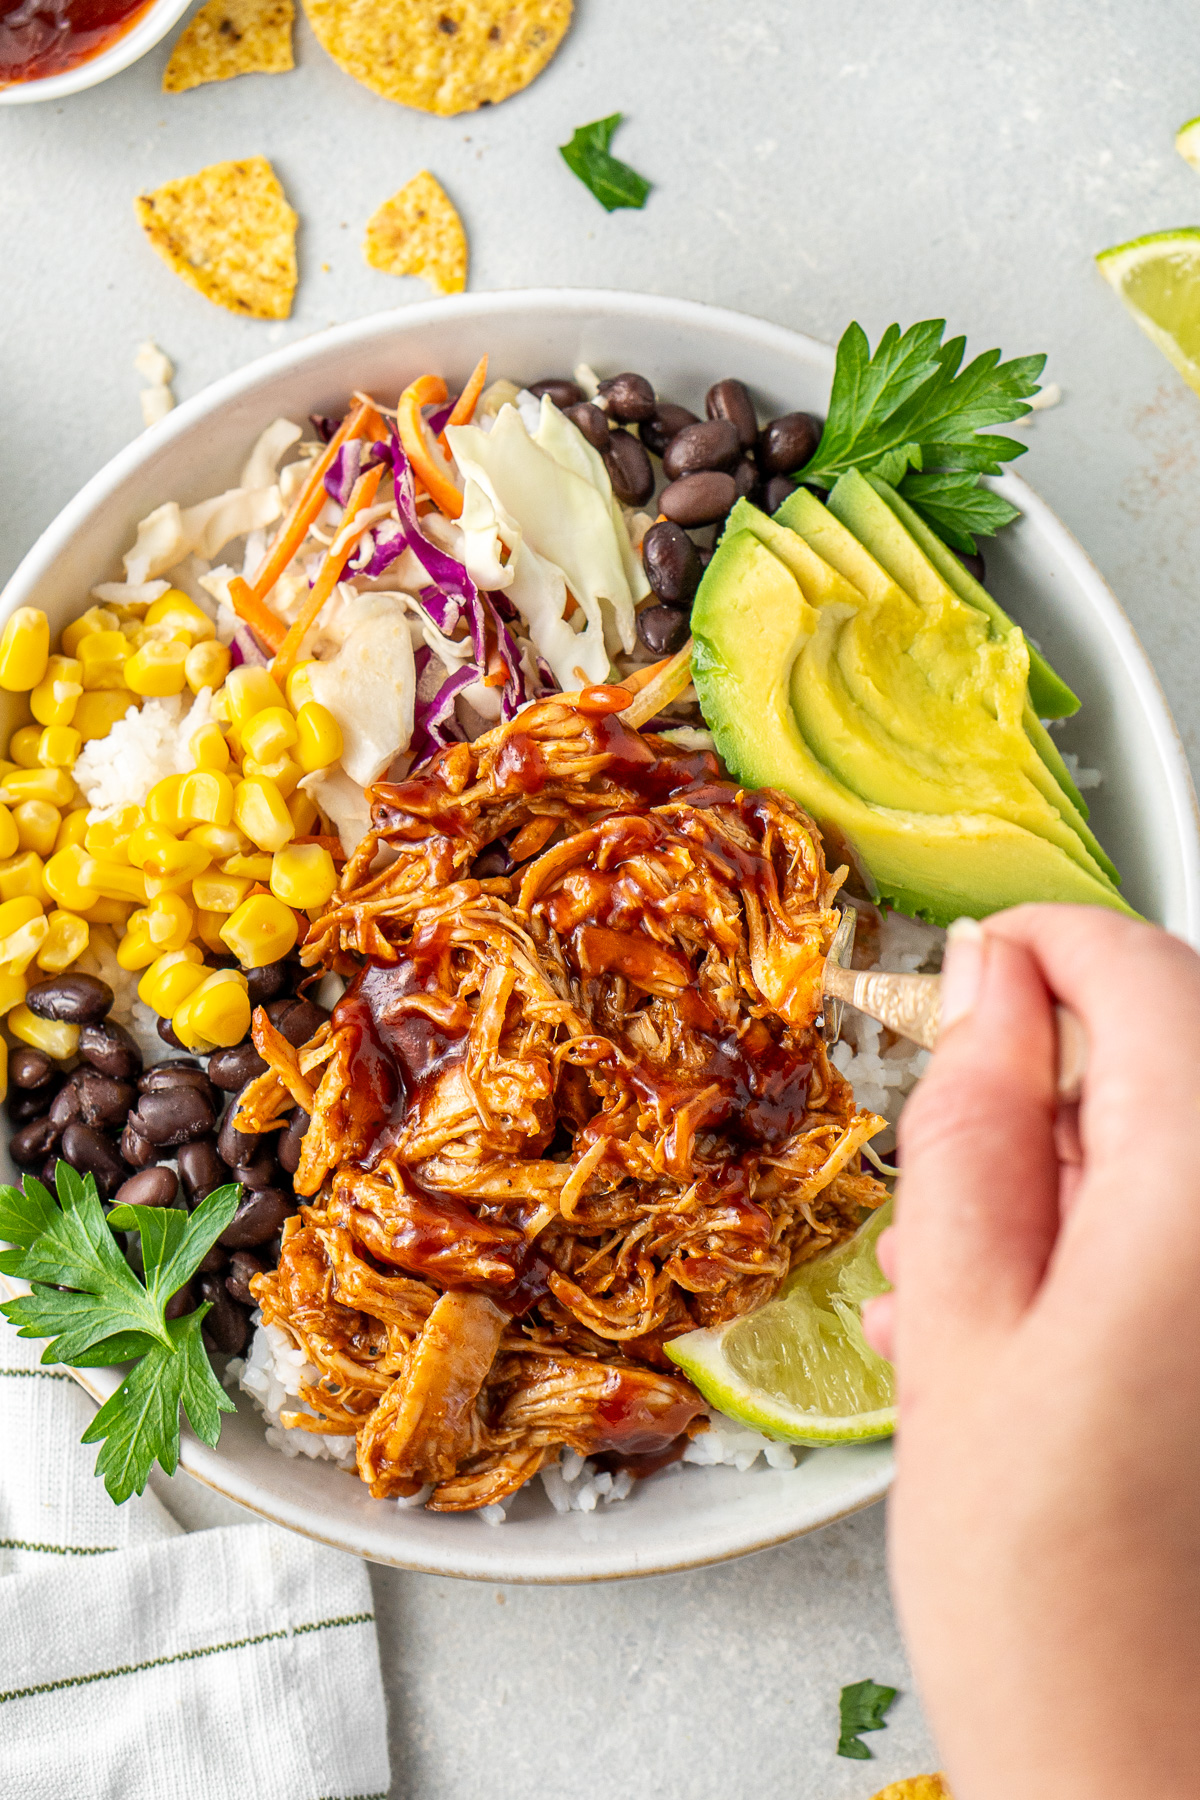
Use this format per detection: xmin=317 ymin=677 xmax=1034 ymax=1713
xmin=0 ymin=0 xmax=192 ymax=105
xmin=3 ymin=286 xmax=1198 ymax=1579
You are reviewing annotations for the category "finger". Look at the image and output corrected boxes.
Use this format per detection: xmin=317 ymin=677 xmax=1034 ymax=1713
xmin=896 ymin=922 xmax=1059 ymax=1352
xmin=875 ymin=1225 xmax=897 ymax=1282
xmin=861 ymin=1292 xmax=895 ymax=1362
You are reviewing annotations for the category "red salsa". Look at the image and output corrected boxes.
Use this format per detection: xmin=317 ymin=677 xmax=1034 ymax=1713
xmin=1 ymin=0 xmax=155 ymax=85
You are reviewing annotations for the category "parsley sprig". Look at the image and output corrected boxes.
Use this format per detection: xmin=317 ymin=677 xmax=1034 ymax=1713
xmin=837 ymin=1677 xmax=898 ymax=1759
xmin=0 ymin=1165 xmax=240 ymax=1503
xmin=796 ymin=319 xmax=1047 ymax=553
xmin=559 ymin=114 xmax=651 ymax=213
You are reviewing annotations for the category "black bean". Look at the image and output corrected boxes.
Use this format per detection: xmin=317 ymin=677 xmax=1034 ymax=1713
xmin=641 ymin=403 xmax=699 ymax=459
xmin=10 ymin=1046 xmax=54 ymax=1090
xmin=698 ymin=546 xmax=714 ymax=570
xmin=138 ymin=1058 xmax=204 ymax=1089
xmin=225 ymin=1250 xmax=266 ymax=1306
xmin=637 ymin=604 xmax=690 ymax=658
xmin=119 ymin=1118 xmax=160 ymax=1169
xmin=470 ymin=842 xmax=514 ymax=881
xmin=157 ymin=1016 xmax=185 ymax=1050
xmin=597 ymin=372 xmax=655 ymax=424
xmin=218 ymin=1103 xmax=263 ymax=1169
xmin=528 ymin=379 xmax=585 ymax=409
xmin=39 ymin=1157 xmax=62 ymax=1191
xmin=955 ymin=548 xmax=987 ymax=586
xmin=164 ymin=1281 xmax=196 ymax=1322
xmin=658 ymin=470 xmax=737 ymax=528
xmin=732 ymin=457 xmax=760 ymax=503
xmin=75 ymin=1070 xmax=137 ymax=1130
xmin=277 ymin=1108 xmax=310 ymax=1176
xmin=7 ymin=1083 xmax=58 ymax=1124
xmin=246 ymin=960 xmax=293 ymax=1008
xmin=563 ymin=402 xmax=610 ymax=451
xmin=706 ymin=379 xmax=758 ymax=450
xmin=662 ymin=419 xmax=740 ymax=482
xmin=114 ymin=1166 xmax=179 ymax=1209
xmin=264 ymin=997 xmax=328 ymax=1048
xmin=10 ymin=1116 xmax=62 ymax=1167
xmin=60 ymin=1124 xmax=129 ymax=1199
xmin=207 ymin=1043 xmax=269 ymax=1091
xmin=177 ymin=1137 xmax=232 ymax=1206
xmin=220 ymin=1187 xmax=293 ymax=1249
xmin=78 ymin=1020 xmax=143 ymax=1081
xmin=25 ymin=973 xmax=113 ymax=1025
xmin=228 ymin=1146 xmax=282 ymax=1193
xmin=199 ymin=1275 xmax=249 ymax=1355
xmin=757 ymin=411 xmax=822 ymax=477
xmin=134 ymin=1086 xmax=217 ymax=1147
xmin=763 ymin=474 xmax=797 ymax=514
xmin=601 ymin=429 xmax=655 ymax=508
xmin=641 ymin=521 xmax=703 ymax=608
xmin=197 ymin=1242 xmax=228 ymax=1275
xmin=261 ymin=1234 xmax=283 ymax=1266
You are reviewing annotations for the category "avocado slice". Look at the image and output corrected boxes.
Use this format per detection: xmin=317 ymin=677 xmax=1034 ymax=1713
xmin=691 ymin=530 xmax=1137 ymax=925
xmin=771 ymin=485 xmax=1121 ymax=886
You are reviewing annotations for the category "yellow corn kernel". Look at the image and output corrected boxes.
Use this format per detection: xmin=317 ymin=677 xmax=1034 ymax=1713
xmin=242 ymin=753 xmax=301 ymax=798
xmin=37 ymin=725 xmax=82 ymax=769
xmin=0 ymin=608 xmax=50 ymax=692
xmin=61 ymin=605 xmax=119 ymax=657
xmin=285 ymin=661 xmax=316 ymax=711
xmin=270 ymin=843 xmax=337 ymax=910
xmin=191 ymin=870 xmax=252 ymax=913
xmin=0 ymin=804 xmax=17 ymax=863
xmin=184 ymin=640 xmax=232 ymax=695
xmin=224 ymin=665 xmax=286 ymax=730
xmin=0 ymin=853 xmax=47 ymax=904
xmin=35 ymin=910 xmax=88 ymax=973
xmin=172 ymin=968 xmax=251 ymax=1053
xmin=116 ymin=921 xmax=156 ymax=970
xmin=54 ymin=808 xmax=90 ymax=853
xmin=0 ymin=897 xmax=42 ymax=937
xmin=189 ymin=723 xmax=230 ymax=772
xmin=219 ymin=892 xmax=298 ymax=968
xmin=145 ymin=591 xmax=216 ymax=645
xmin=176 ymin=769 xmax=234 ymax=828
xmin=137 ymin=945 xmax=206 ymax=1015
xmin=0 ymin=913 xmax=49 ymax=973
xmin=287 ymin=787 xmax=319 ymax=836
xmin=77 ymin=856 xmax=147 ymax=905
xmin=44 ymin=844 xmax=98 ymax=912
xmin=84 ymin=803 xmax=142 ymax=861
xmin=30 ymin=656 xmax=83 ymax=728
xmin=78 ymin=631 xmax=131 ymax=691
xmin=82 ymin=897 xmax=133 ymax=927
xmin=14 ymin=801 xmax=60 ymax=858
xmin=126 ymin=823 xmax=211 ymax=882
xmin=0 ymin=767 xmax=75 ymax=808
xmin=187 ymin=822 xmax=247 ymax=861
xmin=74 ymin=691 xmax=137 ymax=742
xmin=241 ymin=706 xmax=297 ymax=764
xmin=195 ymin=907 xmax=230 ymax=955
xmin=222 ymin=852 xmax=273 ymax=882
xmin=124 ymin=639 xmax=189 ymax=697
xmin=0 ymin=969 xmax=26 ymax=1014
xmin=8 ymin=725 xmax=42 ymax=769
xmin=294 ymin=701 xmax=343 ymax=773
xmin=210 ymin=687 xmax=232 ymax=723
xmin=144 ymin=891 xmax=193 ymax=951
xmin=143 ymin=774 xmax=184 ymax=828
xmin=7 ymin=1002 xmax=77 ymax=1061
xmin=233 ymin=776 xmax=294 ymax=853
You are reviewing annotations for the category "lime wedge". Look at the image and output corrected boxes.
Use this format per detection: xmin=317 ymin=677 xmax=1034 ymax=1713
xmin=1176 ymin=116 xmax=1200 ymax=172
xmin=1096 ymin=228 xmax=1200 ymax=394
xmin=665 ymin=1200 xmax=895 ymax=1445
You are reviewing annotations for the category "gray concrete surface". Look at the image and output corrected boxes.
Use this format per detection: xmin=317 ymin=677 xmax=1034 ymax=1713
xmin=8 ymin=2 xmax=1200 ymax=1794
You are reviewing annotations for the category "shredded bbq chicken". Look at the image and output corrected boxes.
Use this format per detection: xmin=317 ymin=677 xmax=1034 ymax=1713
xmin=245 ymin=689 xmax=887 ymax=1510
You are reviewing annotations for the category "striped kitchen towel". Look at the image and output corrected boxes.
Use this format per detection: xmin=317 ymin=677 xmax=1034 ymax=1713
xmin=0 ymin=1320 xmax=391 ymax=1800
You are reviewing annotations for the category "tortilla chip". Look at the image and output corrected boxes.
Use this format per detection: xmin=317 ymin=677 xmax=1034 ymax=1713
xmin=135 ymin=157 xmax=298 ymax=321
xmin=162 ymin=0 xmax=294 ymax=92
xmin=870 ymin=1778 xmax=954 ymax=1800
xmin=302 ymin=0 xmax=571 ymax=115
xmin=363 ymin=171 xmax=467 ymax=295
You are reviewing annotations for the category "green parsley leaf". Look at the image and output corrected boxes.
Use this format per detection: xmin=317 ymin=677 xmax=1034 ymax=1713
xmin=559 ymin=114 xmax=651 ymax=213
xmin=837 ymin=1677 xmax=898 ymax=1759
xmin=794 ymin=320 xmax=1046 ymax=553
xmin=0 ymin=1167 xmax=240 ymax=1502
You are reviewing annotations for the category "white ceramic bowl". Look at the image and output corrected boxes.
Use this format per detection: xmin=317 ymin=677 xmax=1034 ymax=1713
xmin=3 ymin=289 xmax=1199 ymax=1581
xmin=0 ymin=0 xmax=191 ymax=105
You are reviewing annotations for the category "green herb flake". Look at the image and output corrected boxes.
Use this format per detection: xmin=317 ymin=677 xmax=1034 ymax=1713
xmin=0 ymin=1165 xmax=240 ymax=1502
xmin=793 ymin=319 xmax=1046 ymax=553
xmin=837 ymin=1677 xmax=898 ymax=1759
xmin=559 ymin=114 xmax=651 ymax=213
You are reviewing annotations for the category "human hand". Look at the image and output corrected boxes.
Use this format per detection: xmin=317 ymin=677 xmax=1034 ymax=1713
xmin=862 ymin=905 xmax=1200 ymax=1800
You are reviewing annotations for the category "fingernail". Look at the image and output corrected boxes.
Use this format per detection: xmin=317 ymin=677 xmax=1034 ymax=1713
xmin=940 ymin=916 xmax=986 ymax=1032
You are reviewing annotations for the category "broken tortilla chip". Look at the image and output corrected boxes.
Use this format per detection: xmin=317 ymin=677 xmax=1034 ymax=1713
xmin=135 ymin=156 xmax=298 ymax=321
xmin=870 ymin=1778 xmax=954 ymax=1800
xmin=363 ymin=171 xmax=467 ymax=295
xmin=302 ymin=0 xmax=571 ymax=115
xmin=162 ymin=0 xmax=294 ymax=93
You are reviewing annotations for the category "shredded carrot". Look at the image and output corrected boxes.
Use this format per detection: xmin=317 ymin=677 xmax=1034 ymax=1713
xmin=270 ymin=463 xmax=384 ymax=681
xmin=621 ymin=642 xmax=694 ymax=731
xmin=226 ymin=576 xmax=288 ymax=652
xmin=248 ymin=396 xmax=380 ymax=606
xmin=437 ymin=353 xmax=488 ymax=449
xmin=617 ymin=656 xmax=671 ymax=697
xmin=292 ymin=834 xmax=346 ymax=860
xmin=398 ymin=375 xmax=463 ymax=520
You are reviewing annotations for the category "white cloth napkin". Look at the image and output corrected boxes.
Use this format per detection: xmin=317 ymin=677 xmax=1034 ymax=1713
xmin=0 ymin=1318 xmax=392 ymax=1800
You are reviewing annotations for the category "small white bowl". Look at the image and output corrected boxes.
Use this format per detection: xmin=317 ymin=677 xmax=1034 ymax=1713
xmin=3 ymin=289 xmax=1198 ymax=1581
xmin=0 ymin=0 xmax=191 ymax=105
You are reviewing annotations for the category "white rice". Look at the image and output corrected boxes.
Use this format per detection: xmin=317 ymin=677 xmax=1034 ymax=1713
xmin=72 ymin=688 xmax=215 ymax=818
